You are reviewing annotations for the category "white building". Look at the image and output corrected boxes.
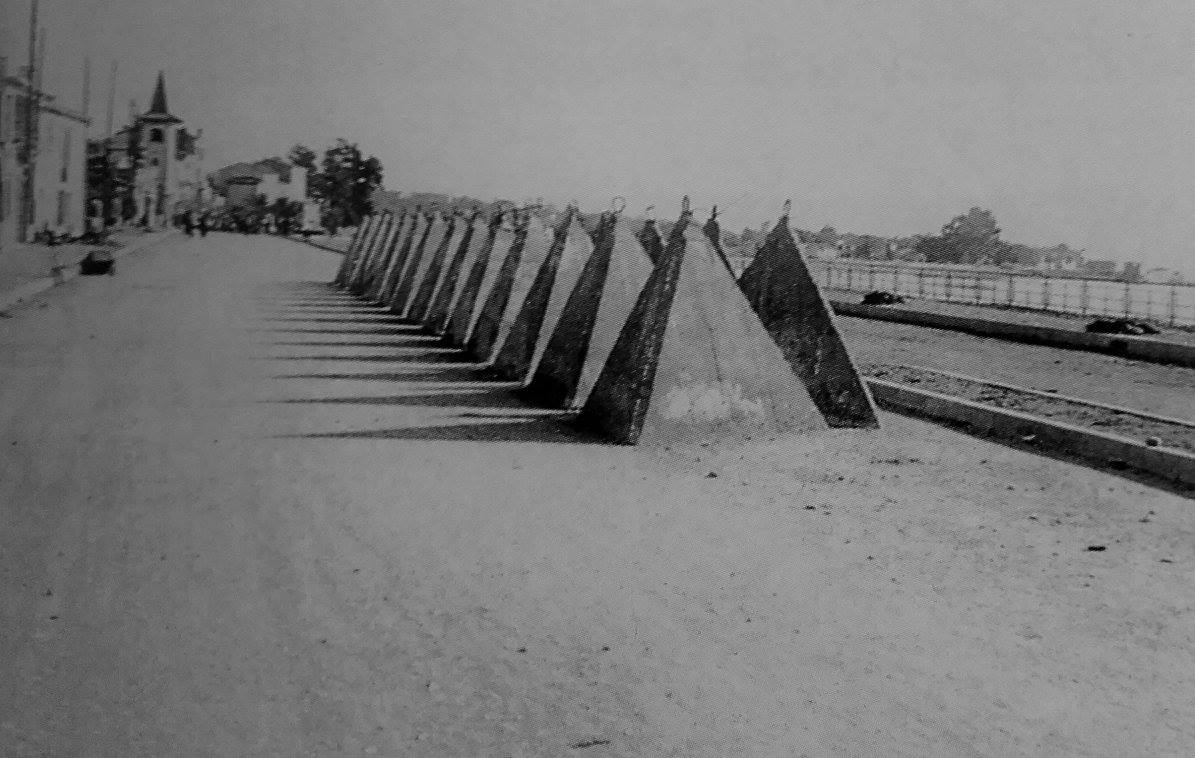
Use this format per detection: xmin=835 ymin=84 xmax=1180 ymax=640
xmin=0 ymin=65 xmax=89 ymax=246
xmin=208 ymin=157 xmax=307 ymax=208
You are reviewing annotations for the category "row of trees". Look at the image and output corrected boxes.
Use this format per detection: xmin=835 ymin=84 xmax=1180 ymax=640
xmin=285 ymin=140 xmax=383 ymax=231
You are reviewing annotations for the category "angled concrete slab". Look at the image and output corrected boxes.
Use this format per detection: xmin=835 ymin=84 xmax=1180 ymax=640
xmin=381 ymin=213 xmax=428 ymax=308
xmin=466 ymin=214 xmax=555 ymax=362
xmin=446 ymin=217 xmax=514 ymax=347
xmin=425 ymin=214 xmax=486 ymax=335
xmin=356 ymin=212 xmax=396 ymax=294
xmin=409 ymin=214 xmax=468 ymax=323
xmin=374 ymin=212 xmax=418 ymax=305
xmin=576 ymin=213 xmax=828 ymax=446
xmin=638 ymin=218 xmax=664 ymax=265
xmin=491 ymin=211 xmax=595 ymax=383
xmin=392 ymin=213 xmax=450 ymax=318
xmin=364 ymin=211 xmax=406 ymax=301
xmin=333 ymin=214 xmax=373 ymax=287
xmin=524 ymin=214 xmax=654 ymax=409
xmin=348 ymin=212 xmax=390 ymax=294
xmin=738 ymin=213 xmax=879 ymax=428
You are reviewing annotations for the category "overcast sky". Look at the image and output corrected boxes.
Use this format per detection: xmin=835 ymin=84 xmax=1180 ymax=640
xmin=4 ymin=0 xmax=1193 ymax=271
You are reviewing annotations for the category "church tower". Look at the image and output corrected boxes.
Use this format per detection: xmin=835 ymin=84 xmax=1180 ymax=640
xmin=133 ymin=72 xmax=201 ymax=225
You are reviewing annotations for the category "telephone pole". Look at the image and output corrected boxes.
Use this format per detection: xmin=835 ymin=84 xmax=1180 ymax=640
xmin=19 ymin=0 xmax=39 ymax=242
xmin=105 ymin=61 xmax=117 ymax=137
xmin=1 ymin=54 xmax=7 ymax=255
xmin=82 ymin=57 xmax=91 ymax=125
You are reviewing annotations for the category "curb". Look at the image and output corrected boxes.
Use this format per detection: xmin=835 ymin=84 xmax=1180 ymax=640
xmin=833 ymin=300 xmax=1195 ymax=368
xmin=866 ymin=377 xmax=1195 ymax=489
xmin=0 ymin=231 xmax=179 ymax=312
xmin=889 ymin=363 xmax=1195 ymax=430
xmin=295 ymin=236 xmax=349 ymax=255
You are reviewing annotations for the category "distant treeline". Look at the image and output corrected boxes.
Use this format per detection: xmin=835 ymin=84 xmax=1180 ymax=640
xmin=727 ymin=207 xmax=1089 ymax=271
xmin=367 ymin=192 xmax=1115 ymax=276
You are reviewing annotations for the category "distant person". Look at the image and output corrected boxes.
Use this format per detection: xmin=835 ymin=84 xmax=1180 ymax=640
xmin=183 ymin=211 xmax=195 ymax=236
xmin=198 ymin=212 xmax=209 ymax=237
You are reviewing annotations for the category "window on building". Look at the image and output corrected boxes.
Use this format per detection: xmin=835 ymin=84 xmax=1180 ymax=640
xmin=149 ymin=127 xmax=164 ymax=143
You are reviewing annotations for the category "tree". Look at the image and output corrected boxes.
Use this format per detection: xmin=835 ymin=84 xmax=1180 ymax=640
xmin=313 ymin=139 xmax=383 ymax=226
xmin=269 ymin=197 xmax=302 ymax=234
xmin=940 ymin=207 xmax=1001 ymax=264
xmin=287 ymin=144 xmax=317 ymax=173
xmin=914 ymin=207 xmax=1002 ymax=264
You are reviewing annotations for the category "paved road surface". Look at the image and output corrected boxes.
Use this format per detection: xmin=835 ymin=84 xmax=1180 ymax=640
xmin=1 ymin=233 xmax=1192 ymax=756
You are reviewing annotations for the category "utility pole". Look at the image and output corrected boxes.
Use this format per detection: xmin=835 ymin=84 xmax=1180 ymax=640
xmin=81 ymin=57 xmax=92 ymax=230
xmin=19 ymin=0 xmax=39 ymax=242
xmin=1 ymin=54 xmax=7 ymax=255
xmin=103 ymin=61 xmax=118 ymax=225
xmin=105 ymin=60 xmax=117 ymax=137
xmin=81 ymin=57 xmax=91 ymax=125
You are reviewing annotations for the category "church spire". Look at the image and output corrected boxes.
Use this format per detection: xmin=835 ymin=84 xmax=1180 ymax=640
xmin=140 ymin=70 xmax=182 ymax=124
xmin=148 ymin=70 xmax=169 ymax=116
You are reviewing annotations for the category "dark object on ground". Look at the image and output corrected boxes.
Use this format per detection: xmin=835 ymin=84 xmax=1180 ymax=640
xmin=862 ymin=290 xmax=905 ymax=305
xmin=1086 ymin=545 xmax=1107 ymax=552
xmin=79 ymin=250 xmax=115 ymax=276
xmin=1085 ymin=317 xmax=1160 ymax=335
xmin=80 ymin=228 xmax=110 ymax=245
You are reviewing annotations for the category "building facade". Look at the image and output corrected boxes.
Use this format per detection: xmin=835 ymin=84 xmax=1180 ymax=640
xmin=87 ymin=72 xmax=203 ymax=228
xmin=207 ymin=157 xmax=307 ymax=209
xmin=0 ymin=66 xmax=89 ymax=247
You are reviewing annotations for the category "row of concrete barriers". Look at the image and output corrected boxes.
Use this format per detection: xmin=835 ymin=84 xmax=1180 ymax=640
xmin=331 ymin=200 xmax=880 ymax=446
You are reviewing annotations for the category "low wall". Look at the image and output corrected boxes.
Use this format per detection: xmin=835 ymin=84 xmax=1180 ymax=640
xmin=867 ymin=378 xmax=1195 ymax=489
xmin=833 ymin=300 xmax=1195 ymax=368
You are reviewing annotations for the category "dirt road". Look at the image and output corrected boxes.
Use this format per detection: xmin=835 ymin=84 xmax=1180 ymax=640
xmin=1 ymin=233 xmax=1191 ymax=756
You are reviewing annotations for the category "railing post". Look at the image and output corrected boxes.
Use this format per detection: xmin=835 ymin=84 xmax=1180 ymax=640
xmin=917 ymin=267 xmax=925 ymax=299
xmin=1006 ymin=274 xmax=1015 ymax=306
xmin=1168 ymin=284 xmax=1178 ymax=326
xmin=1123 ymin=282 xmax=1131 ymax=316
xmin=1080 ymin=278 xmax=1089 ymax=315
xmin=1042 ymin=277 xmax=1051 ymax=311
